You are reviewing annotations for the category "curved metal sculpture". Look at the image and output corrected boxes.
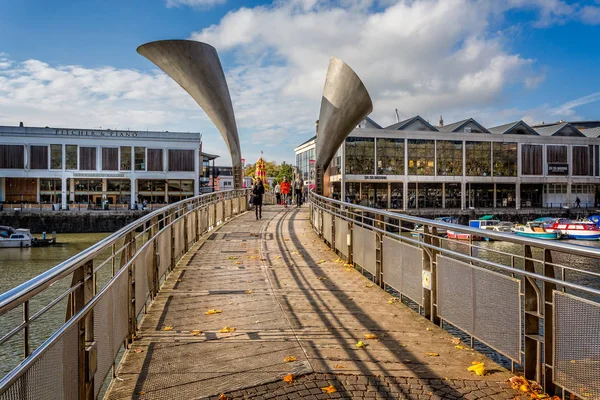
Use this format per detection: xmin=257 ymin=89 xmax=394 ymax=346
xmin=315 ymin=57 xmax=373 ymax=195
xmin=137 ymin=40 xmax=243 ymax=188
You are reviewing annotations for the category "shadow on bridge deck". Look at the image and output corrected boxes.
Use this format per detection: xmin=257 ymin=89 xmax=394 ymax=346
xmin=107 ymin=206 xmax=520 ymax=400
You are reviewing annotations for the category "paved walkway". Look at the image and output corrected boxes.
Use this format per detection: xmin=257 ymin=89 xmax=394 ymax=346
xmin=108 ymin=206 xmax=521 ymax=399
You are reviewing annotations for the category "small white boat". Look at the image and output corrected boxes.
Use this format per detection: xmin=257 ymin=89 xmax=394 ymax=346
xmin=0 ymin=226 xmax=34 ymax=248
xmin=512 ymin=222 xmax=560 ymax=240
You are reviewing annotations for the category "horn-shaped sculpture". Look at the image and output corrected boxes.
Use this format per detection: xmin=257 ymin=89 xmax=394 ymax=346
xmin=315 ymin=57 xmax=373 ymax=195
xmin=137 ymin=40 xmax=243 ymax=188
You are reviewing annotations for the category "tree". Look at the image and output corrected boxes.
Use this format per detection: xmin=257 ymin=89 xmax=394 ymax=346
xmin=276 ymin=162 xmax=293 ymax=183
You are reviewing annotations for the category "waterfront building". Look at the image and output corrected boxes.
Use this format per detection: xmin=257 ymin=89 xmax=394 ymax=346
xmin=294 ymin=116 xmax=600 ymax=210
xmin=0 ymin=124 xmax=218 ymax=208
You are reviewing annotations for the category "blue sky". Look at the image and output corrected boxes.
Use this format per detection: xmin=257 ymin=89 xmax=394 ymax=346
xmin=1 ymin=0 xmax=600 ymax=165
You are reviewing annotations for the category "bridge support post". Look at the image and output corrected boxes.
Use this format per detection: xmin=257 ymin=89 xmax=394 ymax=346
xmin=124 ymin=232 xmax=137 ymax=343
xmin=347 ymin=207 xmax=353 ymax=265
xmin=425 ymin=226 xmax=440 ymax=325
xmin=543 ymin=249 xmax=556 ymax=394
xmin=524 ymin=245 xmax=541 ymax=383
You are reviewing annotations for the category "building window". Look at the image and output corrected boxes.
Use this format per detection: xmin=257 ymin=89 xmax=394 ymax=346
xmin=407 ymin=140 xmax=435 ymax=175
xmin=148 ymin=149 xmax=164 ymax=171
xmin=521 ymin=184 xmax=543 ymax=207
xmin=465 ymin=141 xmax=491 ymax=176
xmin=345 ymin=137 xmax=375 ymax=175
xmin=134 ymin=147 xmax=146 ymax=171
xmin=496 ymin=184 xmax=516 ymax=208
xmin=360 ymin=182 xmax=388 ymax=208
xmin=390 ymin=183 xmax=403 ymax=209
xmin=467 ymin=183 xmax=494 ymax=208
xmin=79 ymin=147 xmax=97 ymax=171
xmin=30 ymin=146 xmax=48 ymax=169
xmin=445 ymin=183 xmax=461 ymax=208
xmin=493 ymin=142 xmax=517 ymax=177
xmin=71 ymin=179 xmax=103 ymax=204
xmin=167 ymin=179 xmax=194 ymax=202
xmin=65 ymin=145 xmax=78 ymax=169
xmin=345 ymin=182 xmax=359 ymax=203
xmin=168 ymin=149 xmax=195 ymax=171
xmin=106 ymin=179 xmax=131 ymax=204
xmin=120 ymin=146 xmax=132 ymax=171
xmin=521 ymin=144 xmax=543 ymax=175
xmin=418 ymin=183 xmax=442 ymax=208
xmin=50 ymin=144 xmax=62 ymax=169
xmin=436 ymin=141 xmax=462 ymax=176
xmin=0 ymin=145 xmax=25 ymax=169
xmin=377 ymin=138 xmax=404 ymax=175
xmin=329 ymin=147 xmax=342 ymax=176
xmin=102 ymin=148 xmax=118 ymax=171
xmin=40 ymin=178 xmax=62 ymax=203
xmin=572 ymin=146 xmax=590 ymax=176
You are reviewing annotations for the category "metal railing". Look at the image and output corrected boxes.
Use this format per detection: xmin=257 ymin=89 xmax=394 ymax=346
xmin=309 ymin=191 xmax=600 ymax=399
xmin=0 ymin=189 xmax=249 ymax=400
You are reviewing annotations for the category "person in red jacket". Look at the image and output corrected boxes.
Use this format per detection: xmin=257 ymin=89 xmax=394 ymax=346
xmin=280 ymin=177 xmax=291 ymax=208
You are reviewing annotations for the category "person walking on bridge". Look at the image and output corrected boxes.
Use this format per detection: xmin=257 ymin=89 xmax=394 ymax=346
xmin=252 ymin=178 xmax=265 ymax=219
xmin=280 ymin=177 xmax=291 ymax=208
xmin=274 ymin=181 xmax=281 ymax=206
xmin=294 ymin=177 xmax=304 ymax=207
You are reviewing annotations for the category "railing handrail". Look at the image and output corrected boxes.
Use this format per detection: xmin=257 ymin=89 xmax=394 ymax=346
xmin=0 ymin=189 xmax=246 ymax=316
xmin=309 ymin=192 xmax=600 ymax=259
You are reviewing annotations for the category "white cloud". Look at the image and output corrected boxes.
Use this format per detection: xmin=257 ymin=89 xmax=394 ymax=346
xmin=579 ymin=5 xmax=600 ymax=24
xmin=165 ymin=0 xmax=226 ymax=8
xmin=550 ymin=91 xmax=600 ymax=117
xmin=192 ymin=0 xmax=541 ymax=128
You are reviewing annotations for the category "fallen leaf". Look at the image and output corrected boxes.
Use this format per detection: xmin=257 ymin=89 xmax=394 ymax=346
xmin=284 ymin=356 xmax=297 ymax=362
xmin=451 ymin=338 xmax=461 ymax=345
xmin=425 ymin=352 xmax=439 ymax=357
xmin=467 ymin=361 xmax=486 ymax=376
xmin=321 ymin=385 xmax=337 ymax=394
xmin=176 ymin=279 xmax=182 ymax=282
xmin=245 ymin=290 xmax=253 ymax=294
xmin=426 ymin=328 xmax=433 ymax=331
xmin=317 ymin=276 xmax=327 ymax=280
xmin=235 ymin=261 xmax=242 ymax=265
xmin=227 ymin=256 xmax=237 ymax=260
xmin=356 ymin=341 xmax=367 ymax=348
xmin=219 ymin=394 xmax=229 ymax=400
xmin=343 ymin=263 xmax=353 ymax=267
xmin=134 ymin=348 xmax=144 ymax=353
xmin=283 ymin=373 xmax=294 ymax=383
xmin=137 ymin=392 xmax=145 ymax=395
xmin=570 ymin=360 xmax=576 ymax=364
xmin=205 ymin=309 xmax=222 ymax=315
xmin=365 ymin=283 xmax=374 ymax=288
xmin=334 ymin=365 xmax=345 ymax=369
xmin=163 ymin=326 xmax=173 ymax=331
xmin=455 ymin=345 xmax=464 ymax=350
xmin=218 ymin=326 xmax=236 ymax=333
xmin=190 ymin=330 xmax=202 ymax=336
xmin=364 ymin=334 xmax=378 ymax=340
xmin=388 ymin=298 xmax=399 ymax=304
xmin=317 ymin=260 xmax=326 ymax=264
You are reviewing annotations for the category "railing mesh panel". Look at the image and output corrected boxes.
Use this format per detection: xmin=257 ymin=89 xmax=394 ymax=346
xmin=352 ymin=226 xmax=376 ymax=275
xmin=135 ymin=244 xmax=153 ymax=316
xmin=216 ymin=202 xmax=223 ymax=224
xmin=187 ymin=211 xmax=197 ymax=247
xmin=225 ymin=199 xmax=232 ymax=218
xmin=334 ymin=217 xmax=348 ymax=257
xmin=173 ymin=218 xmax=185 ymax=265
xmin=382 ymin=237 xmax=423 ymax=305
xmin=553 ymin=291 xmax=600 ymax=399
xmin=0 ymin=323 xmax=79 ymax=400
xmin=437 ymin=255 xmax=521 ymax=361
xmin=323 ymin=212 xmax=333 ymax=244
xmin=208 ymin=204 xmax=215 ymax=227
xmin=157 ymin=226 xmax=172 ymax=278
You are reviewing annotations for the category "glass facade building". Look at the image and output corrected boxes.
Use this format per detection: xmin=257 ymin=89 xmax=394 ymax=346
xmin=295 ymin=117 xmax=600 ymax=210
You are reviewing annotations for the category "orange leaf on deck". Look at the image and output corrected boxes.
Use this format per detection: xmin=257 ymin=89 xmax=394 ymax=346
xmin=321 ymin=385 xmax=337 ymax=394
xmin=205 ymin=309 xmax=222 ymax=315
xmin=284 ymin=356 xmax=297 ymax=362
xmin=218 ymin=326 xmax=236 ymax=333
xmin=364 ymin=334 xmax=378 ymax=340
xmin=190 ymin=330 xmax=202 ymax=336
xmin=218 ymin=394 xmax=229 ymax=400
xmin=163 ymin=326 xmax=173 ymax=331
xmin=283 ymin=373 xmax=294 ymax=383
xmin=425 ymin=352 xmax=439 ymax=357
xmin=334 ymin=365 xmax=345 ymax=369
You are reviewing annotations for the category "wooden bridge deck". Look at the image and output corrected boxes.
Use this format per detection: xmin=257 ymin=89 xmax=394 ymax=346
xmin=108 ymin=206 xmax=520 ymax=399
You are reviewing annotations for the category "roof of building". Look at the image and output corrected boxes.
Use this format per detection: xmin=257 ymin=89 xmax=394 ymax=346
xmin=364 ymin=117 xmax=383 ymax=129
xmin=580 ymin=127 xmax=600 ymax=138
xmin=488 ymin=120 xmax=539 ymax=135
xmin=438 ymin=118 xmax=490 ymax=133
xmin=384 ymin=115 xmax=439 ymax=131
xmin=534 ymin=122 xmax=584 ymax=137
xmin=297 ymin=135 xmax=317 ymax=148
xmin=532 ymin=120 xmax=600 ymax=129
xmin=202 ymin=152 xmax=219 ymax=160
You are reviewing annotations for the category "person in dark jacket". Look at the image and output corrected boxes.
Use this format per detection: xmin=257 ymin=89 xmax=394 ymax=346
xmin=253 ymin=178 xmax=265 ymax=220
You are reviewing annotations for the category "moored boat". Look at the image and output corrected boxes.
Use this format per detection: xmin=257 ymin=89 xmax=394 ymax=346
xmin=512 ymin=222 xmax=560 ymax=240
xmin=412 ymin=216 xmax=458 ymax=238
xmin=548 ymin=220 xmax=600 ymax=240
xmin=0 ymin=227 xmax=34 ymax=248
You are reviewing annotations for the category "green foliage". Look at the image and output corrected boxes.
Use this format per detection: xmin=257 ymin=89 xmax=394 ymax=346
xmin=276 ymin=162 xmax=293 ymax=183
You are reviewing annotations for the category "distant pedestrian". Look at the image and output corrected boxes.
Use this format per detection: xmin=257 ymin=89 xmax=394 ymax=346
xmin=252 ymin=178 xmax=265 ymax=220
xmin=294 ymin=177 xmax=304 ymax=207
xmin=274 ymin=182 xmax=282 ymax=205
xmin=280 ymin=177 xmax=291 ymax=208
xmin=576 ymin=196 xmax=581 ymax=208
xmin=142 ymin=199 xmax=147 ymax=209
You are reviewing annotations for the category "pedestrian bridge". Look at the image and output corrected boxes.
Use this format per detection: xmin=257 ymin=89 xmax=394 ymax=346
xmin=0 ymin=190 xmax=599 ymax=399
